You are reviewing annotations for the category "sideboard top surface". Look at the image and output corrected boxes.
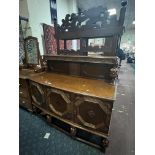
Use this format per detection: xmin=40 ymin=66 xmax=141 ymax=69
xmin=19 ymin=69 xmax=42 ymax=79
xmin=29 ymin=72 xmax=116 ymax=100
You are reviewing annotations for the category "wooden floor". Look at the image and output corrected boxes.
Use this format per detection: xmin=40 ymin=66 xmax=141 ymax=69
xmin=106 ymin=61 xmax=135 ymax=155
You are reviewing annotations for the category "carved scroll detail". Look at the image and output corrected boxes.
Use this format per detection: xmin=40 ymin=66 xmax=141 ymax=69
xmin=57 ymin=6 xmax=118 ymax=33
xmin=47 ymin=88 xmax=71 ymax=117
xmin=75 ymin=96 xmax=112 ymax=129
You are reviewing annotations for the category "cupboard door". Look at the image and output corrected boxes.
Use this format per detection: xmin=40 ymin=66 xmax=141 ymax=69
xmin=46 ymin=88 xmax=73 ymax=121
xmin=19 ymin=79 xmax=29 ymax=98
xmin=75 ymin=96 xmax=113 ymax=134
xmin=30 ymin=81 xmax=45 ymax=107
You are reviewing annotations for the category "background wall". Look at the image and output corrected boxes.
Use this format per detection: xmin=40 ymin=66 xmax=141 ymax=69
xmin=19 ymin=0 xmax=78 ymax=55
xmin=19 ymin=0 xmax=32 ymax=37
xmin=57 ymin=0 xmax=69 ymax=25
xmin=26 ymin=0 xmax=51 ymax=55
xmin=19 ymin=0 xmax=29 ymax=19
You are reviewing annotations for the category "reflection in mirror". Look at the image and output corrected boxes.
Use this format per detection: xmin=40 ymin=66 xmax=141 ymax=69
xmin=87 ymin=37 xmax=117 ymax=56
xmin=58 ymin=39 xmax=81 ymax=55
xmin=88 ymin=38 xmax=105 ymax=47
xmin=88 ymin=38 xmax=106 ymax=56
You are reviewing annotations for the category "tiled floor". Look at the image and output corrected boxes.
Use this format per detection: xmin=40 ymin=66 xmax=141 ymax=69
xmin=19 ymin=62 xmax=135 ymax=155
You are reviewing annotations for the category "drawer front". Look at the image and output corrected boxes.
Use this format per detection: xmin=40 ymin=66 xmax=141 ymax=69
xmin=19 ymin=97 xmax=32 ymax=110
xmin=29 ymin=81 xmax=45 ymax=108
xmin=46 ymin=88 xmax=73 ymax=121
xmin=74 ymin=96 xmax=113 ymax=134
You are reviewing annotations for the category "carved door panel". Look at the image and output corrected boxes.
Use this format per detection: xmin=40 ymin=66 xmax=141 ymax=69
xmin=30 ymin=81 xmax=45 ymax=108
xmin=46 ymin=88 xmax=73 ymax=122
xmin=74 ymin=96 xmax=113 ymax=134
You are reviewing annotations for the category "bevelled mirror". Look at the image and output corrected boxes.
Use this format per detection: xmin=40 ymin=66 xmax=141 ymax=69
xmin=24 ymin=36 xmax=40 ymax=65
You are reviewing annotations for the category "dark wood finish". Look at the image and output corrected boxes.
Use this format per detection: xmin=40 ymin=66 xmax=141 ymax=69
xmin=28 ymin=72 xmax=115 ymax=136
xmin=74 ymin=95 xmax=113 ymax=135
xmin=45 ymin=55 xmax=118 ymax=81
xmin=19 ymin=69 xmax=44 ymax=110
xmin=55 ymin=27 xmax=123 ymax=40
xmin=119 ymin=1 xmax=128 ymax=26
xmin=46 ymin=88 xmax=74 ymax=122
xmin=19 ymin=2 xmax=127 ymax=151
xmin=29 ymin=81 xmax=46 ymax=108
xmin=54 ymin=5 xmax=126 ymax=38
xmin=80 ymin=38 xmax=88 ymax=54
xmin=28 ymin=77 xmax=114 ymax=150
xmin=44 ymin=55 xmax=118 ymax=64
xmin=54 ymin=2 xmax=127 ymax=56
xmin=47 ymin=60 xmax=117 ymax=81
xmin=57 ymin=49 xmax=87 ymax=56
xmin=19 ymin=78 xmax=32 ymax=111
xmin=29 ymin=80 xmax=114 ymax=134
xmin=64 ymin=39 xmax=67 ymax=49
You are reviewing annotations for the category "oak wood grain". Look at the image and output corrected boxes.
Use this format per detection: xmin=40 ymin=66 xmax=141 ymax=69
xmin=29 ymin=72 xmax=116 ymax=100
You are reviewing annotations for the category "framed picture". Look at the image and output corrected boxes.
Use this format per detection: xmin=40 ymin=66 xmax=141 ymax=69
xmin=49 ymin=0 xmax=57 ymax=23
xmin=24 ymin=36 xmax=40 ymax=65
xmin=19 ymin=22 xmax=25 ymax=64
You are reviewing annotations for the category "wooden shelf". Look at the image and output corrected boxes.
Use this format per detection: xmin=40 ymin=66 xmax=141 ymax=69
xmin=44 ymin=55 xmax=118 ymax=64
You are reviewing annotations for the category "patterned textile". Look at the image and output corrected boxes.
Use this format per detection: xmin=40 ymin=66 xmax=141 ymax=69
xmin=19 ymin=22 xmax=25 ymax=64
xmin=25 ymin=38 xmax=38 ymax=64
xmin=43 ymin=24 xmax=74 ymax=54
xmin=43 ymin=24 xmax=57 ymax=54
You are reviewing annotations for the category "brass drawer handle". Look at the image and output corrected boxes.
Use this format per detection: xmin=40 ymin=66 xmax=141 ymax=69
xmin=20 ymin=91 xmax=23 ymax=94
xmin=22 ymin=100 xmax=25 ymax=104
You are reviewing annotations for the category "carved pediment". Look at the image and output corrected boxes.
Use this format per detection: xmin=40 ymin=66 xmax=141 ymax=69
xmin=56 ymin=6 xmax=119 ymax=33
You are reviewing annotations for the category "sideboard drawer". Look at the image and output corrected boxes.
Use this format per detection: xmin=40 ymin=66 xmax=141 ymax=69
xmin=29 ymin=81 xmax=46 ymax=108
xmin=46 ymin=88 xmax=73 ymax=121
xmin=74 ymin=96 xmax=113 ymax=134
